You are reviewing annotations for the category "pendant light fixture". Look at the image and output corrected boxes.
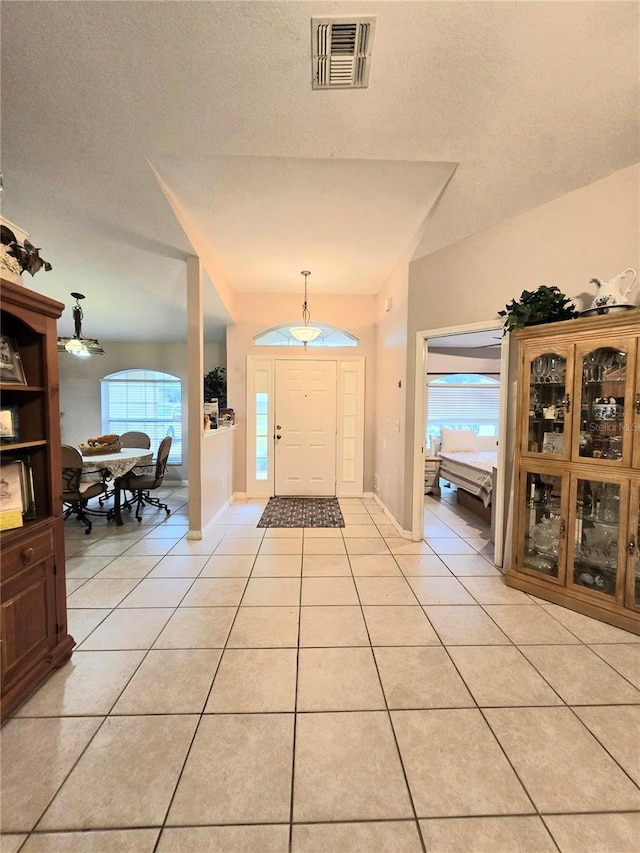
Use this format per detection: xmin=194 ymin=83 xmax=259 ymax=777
xmin=289 ymin=270 xmax=322 ymax=344
xmin=57 ymin=292 xmax=105 ymax=357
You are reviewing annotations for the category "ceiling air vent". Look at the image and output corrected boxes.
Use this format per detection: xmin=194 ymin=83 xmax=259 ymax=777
xmin=311 ymin=17 xmax=376 ymax=90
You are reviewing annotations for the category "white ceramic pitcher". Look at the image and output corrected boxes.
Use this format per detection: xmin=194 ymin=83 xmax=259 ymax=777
xmin=591 ymin=268 xmax=637 ymax=309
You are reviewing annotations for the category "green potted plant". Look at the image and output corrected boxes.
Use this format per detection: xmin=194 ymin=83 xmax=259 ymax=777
xmin=1 ymin=223 xmax=52 ymax=279
xmin=498 ymin=285 xmax=578 ymax=335
xmin=203 ymin=367 xmax=227 ymax=408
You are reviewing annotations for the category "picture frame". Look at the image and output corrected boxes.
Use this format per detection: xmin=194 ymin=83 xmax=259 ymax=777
xmin=0 ymin=334 xmax=27 ymax=385
xmin=0 ymin=458 xmax=24 ymax=530
xmin=0 ymin=405 xmax=19 ymax=443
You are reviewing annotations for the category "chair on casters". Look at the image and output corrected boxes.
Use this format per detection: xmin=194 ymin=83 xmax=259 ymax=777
xmin=116 ymin=435 xmax=172 ymax=522
xmin=61 ymin=445 xmax=110 ymax=535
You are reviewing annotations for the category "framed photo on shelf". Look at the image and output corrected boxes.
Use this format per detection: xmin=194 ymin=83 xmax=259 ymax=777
xmin=0 ymin=405 xmax=19 ymax=443
xmin=0 ymin=334 xmax=27 ymax=385
xmin=0 ymin=458 xmax=24 ymax=530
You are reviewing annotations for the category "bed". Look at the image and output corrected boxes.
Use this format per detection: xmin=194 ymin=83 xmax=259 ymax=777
xmin=438 ymin=450 xmax=497 ymax=509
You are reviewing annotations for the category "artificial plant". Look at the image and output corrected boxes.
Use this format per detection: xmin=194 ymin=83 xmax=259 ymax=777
xmin=203 ymin=367 xmax=227 ymax=408
xmin=498 ymin=285 xmax=578 ymax=335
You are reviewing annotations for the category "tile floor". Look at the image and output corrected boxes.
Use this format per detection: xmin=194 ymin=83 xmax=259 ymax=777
xmin=2 ymin=485 xmax=640 ymax=852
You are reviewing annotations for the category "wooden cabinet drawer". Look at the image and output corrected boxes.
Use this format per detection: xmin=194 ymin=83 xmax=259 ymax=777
xmin=1 ymin=529 xmax=55 ymax=580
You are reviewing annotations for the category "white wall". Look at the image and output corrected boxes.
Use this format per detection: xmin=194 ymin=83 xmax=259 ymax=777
xmin=399 ymin=163 xmax=640 ymax=529
xmin=226 ymin=292 xmax=377 ymax=495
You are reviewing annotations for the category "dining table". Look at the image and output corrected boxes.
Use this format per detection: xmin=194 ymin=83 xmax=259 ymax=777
xmin=81 ymin=447 xmax=153 ymax=526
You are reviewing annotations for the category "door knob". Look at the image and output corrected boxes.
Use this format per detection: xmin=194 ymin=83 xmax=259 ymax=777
xmin=276 ymin=425 xmax=282 ymax=430
xmin=276 ymin=434 xmax=281 ymax=440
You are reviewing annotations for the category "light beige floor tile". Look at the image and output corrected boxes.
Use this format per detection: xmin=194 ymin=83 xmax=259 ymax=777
xmin=0 ymin=717 xmax=101 ymax=832
xmin=39 ymin=715 xmax=198 ymax=830
xmin=65 ymin=556 xmax=113 ymax=578
xmin=574 ymin=705 xmax=640 ymax=785
xmin=67 ymin=578 xmax=140 ymax=609
xmin=118 ymin=578 xmax=194 ymax=608
xmin=425 ymin=539 xmax=477 ymax=555
xmin=113 ymin=649 xmax=221 ymax=714
xmin=589 ymin=643 xmax=640 ymax=688
xmin=521 ymin=645 xmax=640 ymax=704
xmin=21 ymin=829 xmax=160 ymax=852
xmin=303 ymin=538 xmax=348 ymax=555
xmin=66 ymin=578 xmax=88 ymax=595
xmin=458 ymin=577 xmax=533 ymax=604
xmin=145 ymin=555 xmax=209 ymax=578
xmin=464 ymin=539 xmax=496 ymax=557
xmin=241 ymin=577 xmax=301 ymax=606
xmin=157 ymin=825 xmax=289 ymax=853
xmin=484 ymin=706 xmax=640 ymax=813
xmin=299 ymin=606 xmax=369 ymax=647
xmin=291 ymin=821 xmax=423 ymax=853
xmin=541 ymin=604 xmax=640 ymax=643
xmin=0 ymin=836 xmax=27 ymax=853
xmin=297 ymin=647 xmax=386 ymax=711
xmin=258 ymin=538 xmax=303 ymax=555
xmin=375 ymin=647 xmax=474 ymax=709
xmin=419 ymin=816 xmax=556 ymax=853
xmin=293 ymin=711 xmax=413 ymax=822
xmin=205 ymin=648 xmax=297 ymax=712
xmin=66 ymin=609 xmax=111 ymax=645
xmin=15 ymin=650 xmax=145 ymax=717
xmin=167 ymin=714 xmax=293 ymax=825
xmin=78 ymin=608 xmax=173 ymax=650
xmin=423 ymin=606 xmax=512 ymax=645
xmin=483 ymin=605 xmax=581 ymax=645
xmin=301 ymin=554 xmax=351 ymax=576
xmin=94 ymin=556 xmax=160 ymax=579
xmin=200 ymin=554 xmax=255 ymax=577
xmin=543 ymin=813 xmax=640 ymax=853
xmin=214 ymin=537 xmax=261 ymax=555
xmin=395 ymin=555 xmax=452 ymax=576
xmin=62 ymin=539 xmax=92 ymax=556
xmin=222 ymin=524 xmax=265 ymax=538
xmin=345 ymin=538 xmax=390 ymax=555
xmin=342 ymin=524 xmax=379 ymax=537
xmin=227 ymin=606 xmax=299 ymax=647
xmin=78 ymin=538 xmax=142 ymax=558
xmin=349 ymin=554 xmax=402 ymax=576
xmin=264 ymin=527 xmax=305 ymax=538
xmin=303 ymin=527 xmax=343 ymax=538
xmin=123 ymin=539 xmax=181 ymax=557
xmin=166 ymin=536 xmax=223 ymax=555
xmin=354 ymin=576 xmax=417 ymax=605
xmin=153 ymin=606 xmax=235 ymax=649
xmin=408 ymin=576 xmax=477 ymax=605
xmin=448 ymin=646 xmax=563 ymax=707
xmin=363 ymin=606 xmax=441 ymax=646
xmin=423 ymin=524 xmax=459 ymax=538
xmin=376 ymin=524 xmax=403 ymax=538
xmin=386 ymin=539 xmax=435 ymax=555
xmin=392 ymin=709 xmax=533 ymax=817
xmin=439 ymin=554 xmax=499 ymax=576
xmin=301 ymin=577 xmax=359 ymax=605
xmin=252 ymin=554 xmax=302 ymax=576
xmin=179 ymin=577 xmax=247 ymax=607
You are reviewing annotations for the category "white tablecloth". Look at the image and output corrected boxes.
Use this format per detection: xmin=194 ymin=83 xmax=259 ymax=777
xmin=81 ymin=448 xmax=153 ymax=479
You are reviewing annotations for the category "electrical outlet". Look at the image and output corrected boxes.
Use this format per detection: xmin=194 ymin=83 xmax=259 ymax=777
xmin=394 ymin=421 xmax=401 ymax=432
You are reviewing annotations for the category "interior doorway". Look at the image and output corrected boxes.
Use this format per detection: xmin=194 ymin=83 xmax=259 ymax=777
xmin=274 ymin=360 xmax=338 ymax=496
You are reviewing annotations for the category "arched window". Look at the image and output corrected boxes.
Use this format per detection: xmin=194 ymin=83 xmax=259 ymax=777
xmin=253 ymin=323 xmax=358 ymax=347
xmin=101 ymin=369 xmax=182 ymax=464
xmin=427 ymin=373 xmax=500 ymax=441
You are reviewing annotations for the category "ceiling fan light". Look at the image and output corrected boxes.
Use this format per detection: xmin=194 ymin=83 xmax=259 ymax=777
xmin=290 ymin=326 xmax=322 ymax=343
xmin=65 ymin=337 xmax=87 ymax=355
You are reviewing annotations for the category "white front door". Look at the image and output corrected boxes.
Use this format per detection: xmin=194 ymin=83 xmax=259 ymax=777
xmin=274 ymin=360 xmax=337 ymax=496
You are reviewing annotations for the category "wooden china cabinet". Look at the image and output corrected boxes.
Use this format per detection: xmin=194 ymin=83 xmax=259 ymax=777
xmin=506 ymin=311 xmax=640 ymax=635
xmin=1 ymin=278 xmax=74 ymax=720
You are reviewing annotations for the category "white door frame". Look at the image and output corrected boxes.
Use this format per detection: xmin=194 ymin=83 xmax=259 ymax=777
xmin=246 ymin=355 xmax=365 ymax=498
xmin=411 ymin=321 xmax=511 ymax=566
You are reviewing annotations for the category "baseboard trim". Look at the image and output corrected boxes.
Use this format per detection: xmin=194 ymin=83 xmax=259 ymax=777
xmin=372 ymin=494 xmax=414 ymax=540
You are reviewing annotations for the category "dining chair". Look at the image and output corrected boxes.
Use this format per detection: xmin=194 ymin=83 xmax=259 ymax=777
xmin=119 ymin=431 xmax=151 ymax=449
xmin=61 ymin=444 xmax=111 ymax=534
xmin=116 ymin=435 xmax=172 ymax=522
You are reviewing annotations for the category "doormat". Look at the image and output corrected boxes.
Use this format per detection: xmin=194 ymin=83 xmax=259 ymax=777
xmin=257 ymin=497 xmax=345 ymax=528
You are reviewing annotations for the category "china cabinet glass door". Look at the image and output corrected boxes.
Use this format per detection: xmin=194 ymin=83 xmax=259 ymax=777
xmin=568 ymin=475 xmax=628 ymax=602
xmin=522 ymin=344 xmax=572 ymax=460
xmin=518 ymin=466 xmax=567 ymax=582
xmin=625 ymin=484 xmax=640 ymax=612
xmin=573 ymin=339 xmax=636 ymax=466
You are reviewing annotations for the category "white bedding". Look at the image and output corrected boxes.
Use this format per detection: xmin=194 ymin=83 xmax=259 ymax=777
xmin=438 ymin=450 xmax=497 ymax=507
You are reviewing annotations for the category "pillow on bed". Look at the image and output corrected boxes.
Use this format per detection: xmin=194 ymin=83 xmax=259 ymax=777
xmin=440 ymin=427 xmax=478 ymax=453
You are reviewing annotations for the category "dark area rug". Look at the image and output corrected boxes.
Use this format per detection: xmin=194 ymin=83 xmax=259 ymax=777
xmin=257 ymin=497 xmax=345 ymax=528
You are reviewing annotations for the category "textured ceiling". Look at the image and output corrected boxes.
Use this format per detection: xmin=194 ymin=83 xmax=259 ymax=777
xmin=1 ymin=1 xmax=638 ymax=341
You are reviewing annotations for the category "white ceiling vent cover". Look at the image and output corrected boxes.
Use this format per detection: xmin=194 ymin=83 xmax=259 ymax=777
xmin=312 ymin=17 xmax=376 ymax=90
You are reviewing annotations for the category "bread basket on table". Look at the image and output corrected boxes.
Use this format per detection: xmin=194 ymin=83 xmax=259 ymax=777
xmin=79 ymin=435 xmax=122 ymax=456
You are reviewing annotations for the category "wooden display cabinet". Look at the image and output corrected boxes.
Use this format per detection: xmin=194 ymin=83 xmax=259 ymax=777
xmin=506 ymin=311 xmax=640 ymax=635
xmin=1 ymin=278 xmax=74 ymax=720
